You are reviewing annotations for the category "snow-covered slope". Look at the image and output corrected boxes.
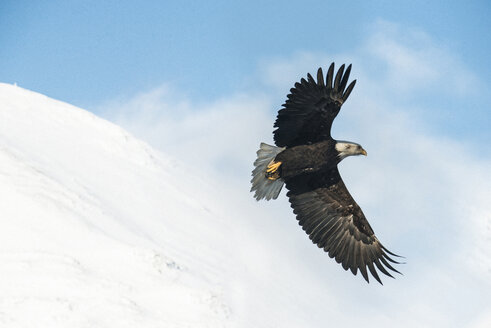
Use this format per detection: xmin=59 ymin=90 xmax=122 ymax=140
xmin=0 ymin=83 xmax=234 ymax=327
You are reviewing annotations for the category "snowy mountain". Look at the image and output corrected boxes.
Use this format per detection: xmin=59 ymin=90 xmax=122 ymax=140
xmin=0 ymin=83 xmax=235 ymax=327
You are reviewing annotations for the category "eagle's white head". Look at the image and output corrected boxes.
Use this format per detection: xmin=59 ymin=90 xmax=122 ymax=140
xmin=335 ymin=141 xmax=367 ymax=161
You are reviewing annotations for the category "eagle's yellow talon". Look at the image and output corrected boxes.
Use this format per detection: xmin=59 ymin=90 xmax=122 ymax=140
xmin=266 ymin=161 xmax=282 ymax=180
xmin=266 ymin=161 xmax=282 ymax=173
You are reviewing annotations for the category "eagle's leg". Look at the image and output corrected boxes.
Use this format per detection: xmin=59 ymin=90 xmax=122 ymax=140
xmin=266 ymin=160 xmax=282 ymax=180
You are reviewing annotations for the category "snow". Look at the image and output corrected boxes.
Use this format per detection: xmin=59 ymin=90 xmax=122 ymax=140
xmin=0 ymin=83 xmax=234 ymax=327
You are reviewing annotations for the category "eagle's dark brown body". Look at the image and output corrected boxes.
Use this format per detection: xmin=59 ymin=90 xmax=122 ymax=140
xmin=274 ymin=140 xmax=338 ymax=180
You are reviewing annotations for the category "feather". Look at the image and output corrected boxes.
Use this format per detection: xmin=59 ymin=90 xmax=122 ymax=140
xmin=374 ymin=258 xmax=394 ymax=278
xmin=382 ymin=245 xmax=404 ymax=258
xmin=359 ymin=262 xmax=369 ymax=283
xmin=317 ymin=68 xmax=324 ymax=87
xmin=307 ymin=73 xmax=315 ymax=84
xmin=339 ymin=64 xmax=352 ymax=92
xmin=334 ymin=64 xmax=345 ymax=91
xmin=332 ymin=230 xmax=350 ymax=263
xmin=382 ymin=251 xmax=402 ymax=264
xmin=367 ymin=261 xmax=382 ymax=285
xmin=359 ymin=246 xmax=370 ymax=282
xmin=380 ymin=256 xmax=402 ymax=274
xmin=326 ymin=63 xmax=335 ymax=88
xmin=341 ymin=237 xmax=354 ymax=270
xmin=349 ymin=242 xmax=359 ymax=275
xmin=342 ymin=80 xmax=356 ymax=101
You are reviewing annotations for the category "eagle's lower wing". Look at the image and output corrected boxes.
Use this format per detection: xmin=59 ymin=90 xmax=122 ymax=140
xmin=273 ymin=63 xmax=356 ymax=148
xmin=285 ymin=168 xmax=401 ymax=284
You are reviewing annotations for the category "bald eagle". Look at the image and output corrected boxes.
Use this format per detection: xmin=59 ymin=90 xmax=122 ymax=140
xmin=251 ymin=63 xmax=402 ymax=284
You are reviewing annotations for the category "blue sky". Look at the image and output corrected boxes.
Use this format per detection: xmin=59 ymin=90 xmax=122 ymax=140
xmin=1 ymin=1 xmax=490 ymax=147
xmin=1 ymin=1 xmax=489 ymax=102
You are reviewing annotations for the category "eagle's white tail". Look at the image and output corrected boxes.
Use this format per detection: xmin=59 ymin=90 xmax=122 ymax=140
xmin=251 ymin=143 xmax=285 ymax=201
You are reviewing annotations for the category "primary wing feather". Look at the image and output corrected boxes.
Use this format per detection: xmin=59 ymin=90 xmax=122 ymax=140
xmin=273 ymin=63 xmax=356 ymax=147
xmin=286 ymin=168 xmax=401 ymax=284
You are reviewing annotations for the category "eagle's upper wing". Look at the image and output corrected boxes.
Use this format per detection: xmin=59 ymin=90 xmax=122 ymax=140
xmin=285 ymin=168 xmax=402 ymax=284
xmin=273 ymin=63 xmax=356 ymax=147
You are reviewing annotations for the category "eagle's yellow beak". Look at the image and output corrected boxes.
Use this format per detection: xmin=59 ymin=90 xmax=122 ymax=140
xmin=360 ymin=149 xmax=367 ymax=156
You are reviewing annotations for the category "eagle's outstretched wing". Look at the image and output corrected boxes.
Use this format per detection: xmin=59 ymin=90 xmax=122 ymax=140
xmin=273 ymin=63 xmax=356 ymax=148
xmin=285 ymin=167 xmax=402 ymax=284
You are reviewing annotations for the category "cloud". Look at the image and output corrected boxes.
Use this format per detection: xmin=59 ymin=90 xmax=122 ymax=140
xmin=99 ymin=22 xmax=491 ymax=327
xmin=363 ymin=20 xmax=480 ymax=98
xmin=100 ymin=85 xmax=274 ymax=178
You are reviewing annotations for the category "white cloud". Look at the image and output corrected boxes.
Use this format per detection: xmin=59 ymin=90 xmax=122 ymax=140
xmin=100 ymin=85 xmax=274 ymax=177
xmin=471 ymin=309 xmax=491 ymax=328
xmin=99 ymin=22 xmax=491 ymax=327
xmin=363 ymin=20 xmax=480 ymax=98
